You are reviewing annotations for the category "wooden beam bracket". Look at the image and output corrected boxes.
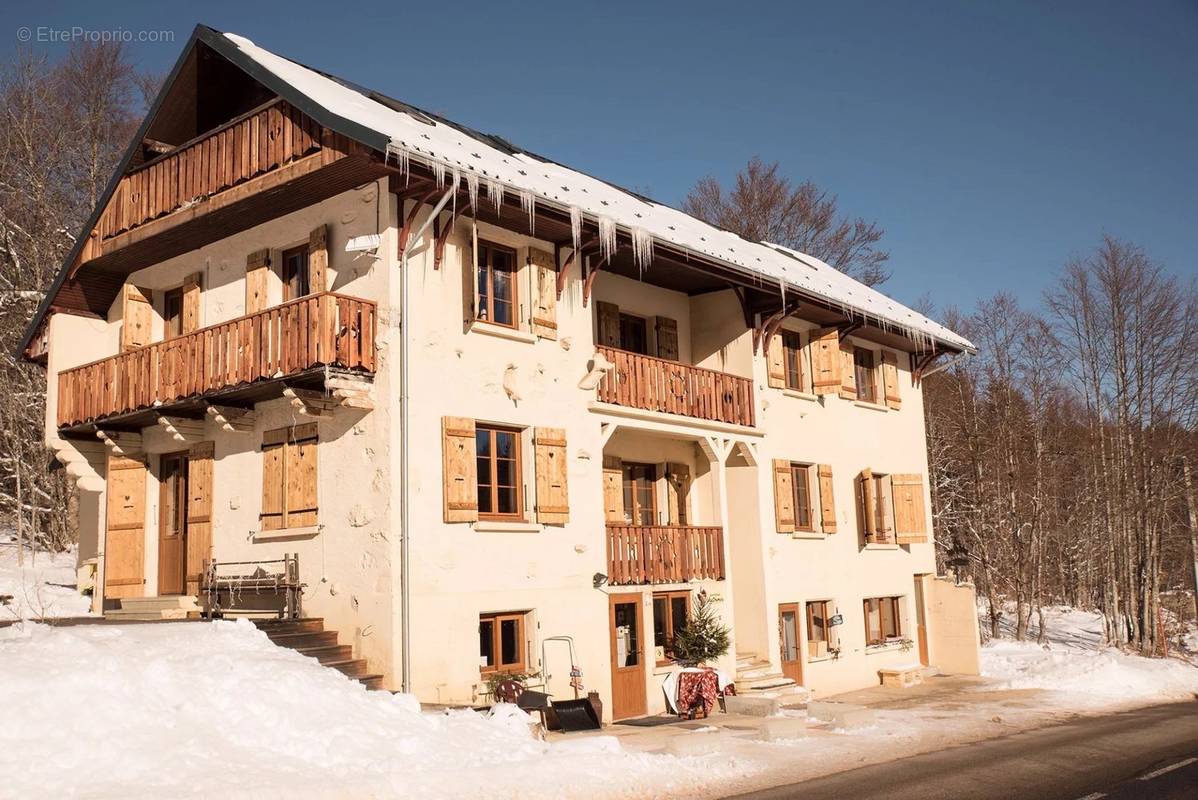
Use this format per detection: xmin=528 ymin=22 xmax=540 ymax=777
xmin=94 ymin=429 xmax=144 ymax=458
xmin=325 ymin=376 xmax=375 ymax=411
xmin=282 ymin=386 xmax=336 ymax=418
xmin=398 ymin=188 xmax=439 ymax=257
xmin=155 ymin=415 xmax=205 ymax=443
xmin=557 ymin=235 xmax=598 ymax=298
xmin=205 ymin=403 xmax=256 ymax=433
xmin=433 ymin=202 xmax=471 ymax=270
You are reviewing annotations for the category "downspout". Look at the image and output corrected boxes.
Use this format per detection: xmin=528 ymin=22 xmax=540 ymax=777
xmin=400 ymin=187 xmax=455 ymax=694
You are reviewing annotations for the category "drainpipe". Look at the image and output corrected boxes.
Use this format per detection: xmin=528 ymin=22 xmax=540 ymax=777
xmin=400 ymin=187 xmax=455 ymax=694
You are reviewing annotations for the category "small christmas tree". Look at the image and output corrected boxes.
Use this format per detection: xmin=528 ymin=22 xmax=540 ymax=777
xmin=673 ymin=589 xmax=731 ymax=666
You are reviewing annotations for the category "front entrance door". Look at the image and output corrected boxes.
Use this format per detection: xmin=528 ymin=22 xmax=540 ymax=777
xmin=779 ymin=603 xmax=804 ymax=685
xmin=157 ymin=452 xmax=188 ymax=595
xmin=609 ymin=593 xmax=647 ymax=719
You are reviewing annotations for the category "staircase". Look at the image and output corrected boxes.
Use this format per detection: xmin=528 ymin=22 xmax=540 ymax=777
xmin=735 ymin=652 xmax=810 ymax=701
xmin=108 ymin=595 xmax=202 ymax=620
xmin=254 ymin=618 xmax=385 ymax=691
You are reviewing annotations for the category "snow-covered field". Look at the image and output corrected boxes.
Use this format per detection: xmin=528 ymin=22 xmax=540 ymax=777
xmin=0 ymin=620 xmax=756 ymax=800
xmin=0 ymin=531 xmax=93 ymax=620
xmin=979 ymin=606 xmax=1198 ymax=709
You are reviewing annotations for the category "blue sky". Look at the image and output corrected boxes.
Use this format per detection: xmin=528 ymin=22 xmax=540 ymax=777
xmin=3 ymin=0 xmax=1194 ymax=315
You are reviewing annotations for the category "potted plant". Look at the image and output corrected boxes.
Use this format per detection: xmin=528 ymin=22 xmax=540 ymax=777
xmin=672 ymin=590 xmax=731 ymax=667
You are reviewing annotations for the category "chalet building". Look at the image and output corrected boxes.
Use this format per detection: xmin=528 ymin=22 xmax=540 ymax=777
xmin=20 ymin=26 xmax=981 ymax=718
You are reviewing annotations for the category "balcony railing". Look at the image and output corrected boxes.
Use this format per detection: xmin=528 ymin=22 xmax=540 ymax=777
xmin=596 ymin=346 xmax=755 ymax=427
xmin=97 ymin=99 xmax=324 ymax=242
xmin=56 ymin=292 xmax=376 ymax=428
xmin=606 ymin=524 xmax=726 ymax=586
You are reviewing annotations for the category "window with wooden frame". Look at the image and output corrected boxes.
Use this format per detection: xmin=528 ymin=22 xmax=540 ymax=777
xmin=863 ymin=596 xmax=902 ymax=645
xmin=857 ymin=469 xmax=895 ymax=543
xmin=806 ymin=600 xmax=834 ymax=659
xmin=622 ymin=462 xmax=657 ymax=525
xmin=652 ymin=591 xmax=691 ymax=665
xmin=618 ymin=313 xmax=649 ymax=355
xmin=790 ymin=463 xmax=814 ymax=532
xmin=475 ymin=424 xmax=523 ymax=519
xmin=260 ymin=424 xmax=318 ymax=531
xmin=854 ymin=348 xmax=878 ymax=404
xmin=163 ymin=287 xmax=185 ymax=339
xmin=476 ymin=241 xmax=517 ymax=328
xmin=782 ymin=331 xmax=804 ymax=391
xmin=281 ymin=244 xmax=311 ymax=300
xmin=479 ymin=611 xmax=527 ymax=673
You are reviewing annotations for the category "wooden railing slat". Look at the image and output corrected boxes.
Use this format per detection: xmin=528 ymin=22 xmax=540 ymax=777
xmin=604 ymin=524 xmax=725 ymax=586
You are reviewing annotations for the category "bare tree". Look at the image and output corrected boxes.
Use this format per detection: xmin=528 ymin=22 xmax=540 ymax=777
xmin=683 ymin=157 xmax=890 ymax=286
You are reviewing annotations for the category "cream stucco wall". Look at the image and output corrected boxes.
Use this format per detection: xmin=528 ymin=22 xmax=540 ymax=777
xmin=42 ymin=185 xmax=976 ymax=717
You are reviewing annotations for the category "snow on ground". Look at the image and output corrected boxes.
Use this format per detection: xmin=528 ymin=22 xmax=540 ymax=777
xmin=0 ymin=530 xmax=92 ymax=621
xmin=0 ymin=620 xmax=758 ymax=800
xmin=979 ymin=606 xmax=1198 ymax=708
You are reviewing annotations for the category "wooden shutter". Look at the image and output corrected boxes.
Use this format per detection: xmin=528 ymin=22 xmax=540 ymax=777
xmin=260 ymin=435 xmax=285 ymax=531
xmin=810 ymin=327 xmax=840 ymax=395
xmin=308 ymin=225 xmax=329 ymax=294
xmin=534 ymin=427 xmax=569 ymax=524
xmin=839 ymin=341 xmax=857 ymax=400
xmin=442 ymin=416 xmax=478 ymax=523
xmin=655 ymin=317 xmax=679 ymax=361
xmin=596 ymin=301 xmax=621 ymax=348
xmin=286 ymin=426 xmax=319 ymax=528
xmin=462 ymin=220 xmax=478 ymax=327
xmin=181 ymin=273 xmax=202 ymax=334
xmin=772 ymin=459 xmax=796 ymax=533
xmin=892 ymin=474 xmax=928 ymax=543
xmin=529 ymin=248 xmax=558 ymax=340
xmin=817 ymin=464 xmax=837 ymax=533
xmin=857 ymin=468 xmax=876 ymax=540
xmin=602 ymin=456 xmax=624 ymax=523
xmin=104 ymin=455 xmax=146 ymax=599
xmin=120 ymin=284 xmax=153 ymax=351
xmin=882 ymin=351 xmax=902 ymax=409
xmin=666 ymin=462 xmax=691 ymax=525
xmin=186 ymin=441 xmax=214 ymax=594
xmin=766 ymin=333 xmax=786 ymax=388
xmin=245 ymin=249 xmax=270 ymax=314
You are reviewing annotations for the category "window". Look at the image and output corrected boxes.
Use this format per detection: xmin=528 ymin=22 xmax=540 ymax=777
xmin=653 ymin=591 xmax=691 ymax=665
xmin=260 ymin=424 xmax=318 ymax=531
xmin=476 ymin=424 xmax=522 ymax=519
xmin=163 ymin=287 xmax=184 ymax=339
xmin=858 ymin=470 xmax=895 ymax=543
xmin=479 ymin=611 xmax=526 ymax=673
xmin=806 ymin=600 xmax=831 ymax=658
xmin=790 ymin=464 xmax=813 ymax=531
xmin=618 ymin=313 xmax=649 ymax=355
xmin=782 ymin=331 xmax=804 ymax=390
xmin=863 ymin=596 xmax=902 ymax=645
xmin=282 ymin=245 xmax=311 ymax=301
xmin=622 ymin=462 xmax=657 ymax=525
xmin=854 ymin=348 xmax=877 ymax=404
xmin=477 ymin=241 xmax=517 ymax=327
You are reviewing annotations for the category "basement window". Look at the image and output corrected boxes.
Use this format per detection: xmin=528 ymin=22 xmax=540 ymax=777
xmin=479 ymin=611 xmax=527 ymax=673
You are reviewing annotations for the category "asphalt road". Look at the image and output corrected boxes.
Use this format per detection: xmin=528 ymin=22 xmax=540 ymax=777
xmin=727 ymin=701 xmax=1198 ymax=800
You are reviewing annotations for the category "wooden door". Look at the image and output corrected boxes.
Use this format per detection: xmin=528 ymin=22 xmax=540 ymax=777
xmin=914 ymin=575 xmax=930 ymax=666
xmin=778 ymin=603 xmax=804 ymax=685
xmin=609 ymin=593 xmax=647 ymax=720
xmin=186 ymin=442 xmax=215 ymax=596
xmin=104 ymin=455 xmax=147 ymax=601
xmin=157 ymin=452 xmax=188 ymax=595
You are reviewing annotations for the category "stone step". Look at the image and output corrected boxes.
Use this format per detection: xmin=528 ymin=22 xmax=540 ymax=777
xmin=253 ymin=618 xmax=325 ymax=635
xmin=735 ymin=662 xmax=777 ymax=680
xmin=328 ymin=659 xmax=372 ymax=679
xmin=118 ymin=595 xmax=200 ymax=611
xmin=735 ymin=652 xmax=759 ymax=668
xmin=358 ymin=674 xmax=385 ymax=691
xmin=265 ymin=630 xmax=339 ymax=649
xmin=296 ymin=644 xmax=353 ymax=665
xmin=736 ymin=672 xmax=798 ymax=692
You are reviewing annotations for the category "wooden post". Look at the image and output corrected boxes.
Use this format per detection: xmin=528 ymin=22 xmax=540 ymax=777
xmin=1183 ymin=456 xmax=1198 ymax=632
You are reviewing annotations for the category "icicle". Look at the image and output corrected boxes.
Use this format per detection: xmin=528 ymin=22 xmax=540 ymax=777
xmin=569 ymin=205 xmax=583 ymax=257
xmin=597 ymin=215 xmax=617 ymax=262
xmin=486 ymin=177 xmax=504 ymax=212
xmin=630 ymin=227 xmax=654 ymax=273
xmin=386 ymin=144 xmax=410 ymax=186
xmin=464 ymin=171 xmax=479 ymax=211
xmin=431 ymin=160 xmax=447 ymax=188
xmin=518 ymin=188 xmax=536 ymax=234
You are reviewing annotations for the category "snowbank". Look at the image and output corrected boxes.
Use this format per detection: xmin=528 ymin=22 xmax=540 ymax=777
xmin=0 ymin=620 xmax=755 ymax=800
xmin=0 ymin=532 xmax=92 ymax=620
xmin=980 ymin=607 xmax=1198 ymax=707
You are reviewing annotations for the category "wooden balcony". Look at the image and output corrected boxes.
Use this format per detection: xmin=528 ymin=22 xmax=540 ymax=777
xmin=596 ymin=346 xmax=755 ymax=427
xmin=77 ymin=98 xmax=384 ymax=277
xmin=605 ymin=524 xmax=726 ymax=586
xmin=56 ymin=292 xmax=376 ymax=429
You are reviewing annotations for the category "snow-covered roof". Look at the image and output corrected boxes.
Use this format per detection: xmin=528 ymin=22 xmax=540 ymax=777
xmin=223 ymin=32 xmax=974 ymax=354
